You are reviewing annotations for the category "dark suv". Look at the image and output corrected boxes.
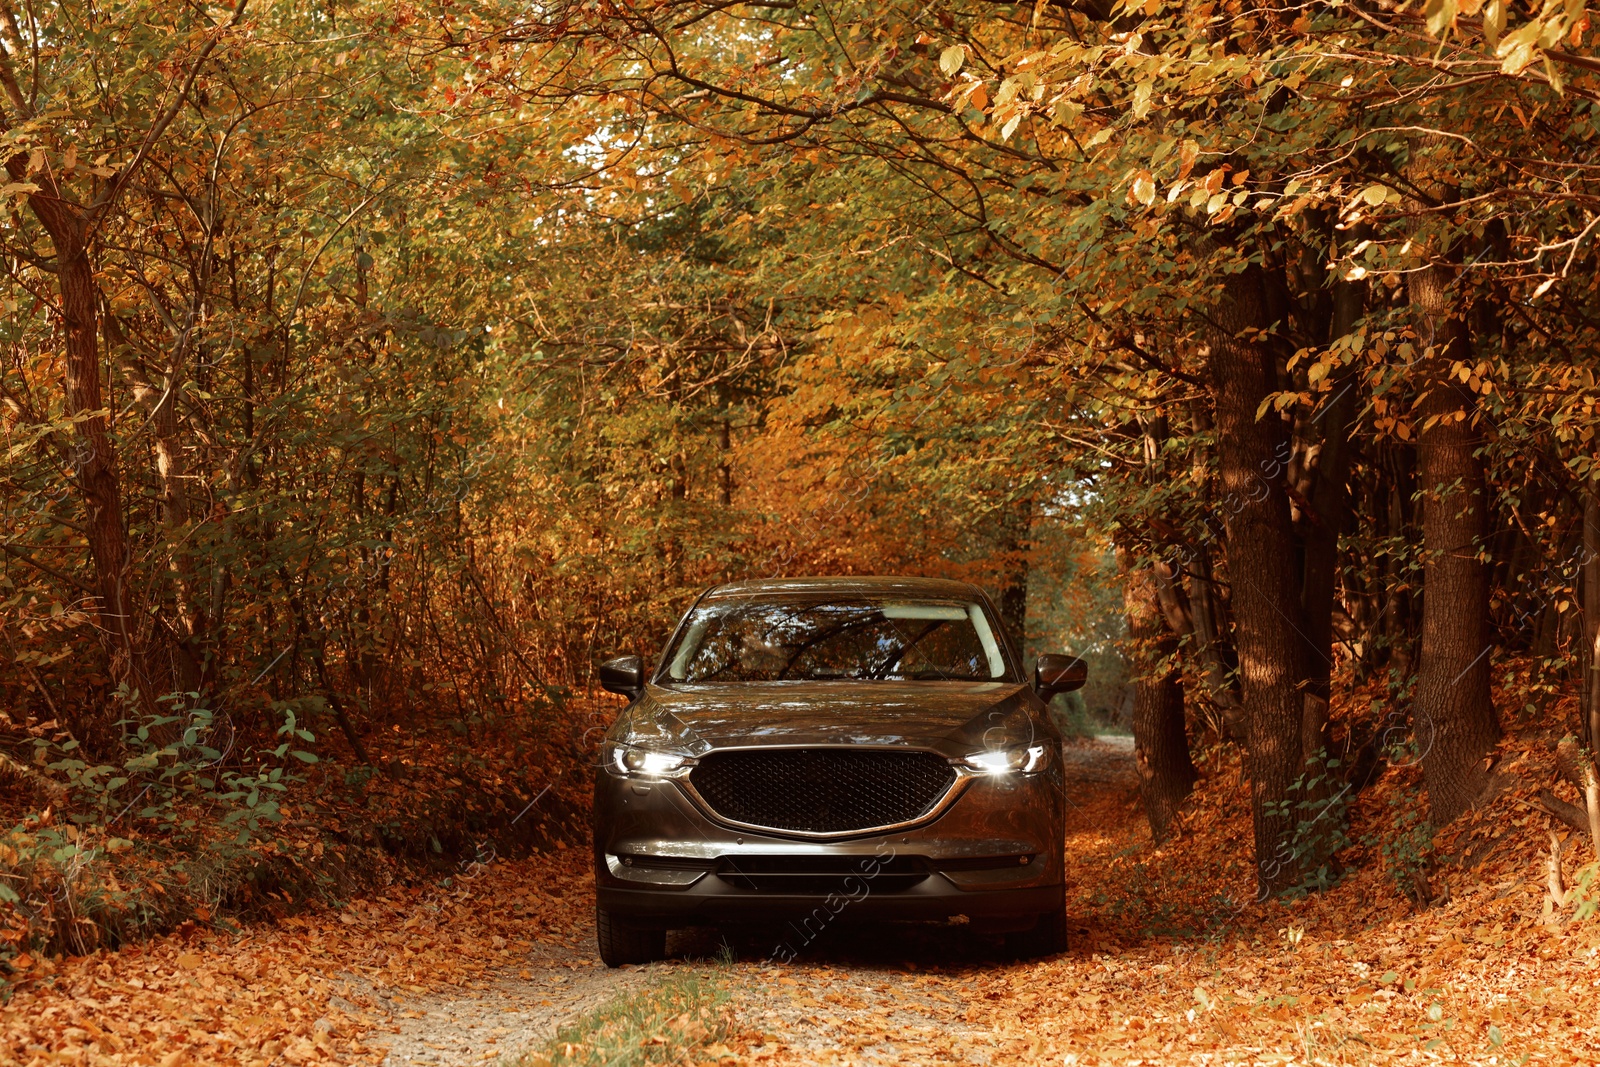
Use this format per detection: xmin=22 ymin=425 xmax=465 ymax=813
xmin=591 ymin=576 xmax=1086 ymax=966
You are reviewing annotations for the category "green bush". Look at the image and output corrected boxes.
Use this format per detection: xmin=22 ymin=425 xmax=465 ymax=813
xmin=0 ymin=689 xmax=320 ymax=961
xmin=1262 ymin=752 xmax=1354 ymax=898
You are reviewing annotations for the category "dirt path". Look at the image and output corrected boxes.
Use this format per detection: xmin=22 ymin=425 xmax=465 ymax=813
xmin=374 ymin=735 xmax=1141 ymax=1066
xmin=371 ymin=940 xmax=638 ymax=1066
xmin=17 ymin=732 xmax=1597 ymax=1065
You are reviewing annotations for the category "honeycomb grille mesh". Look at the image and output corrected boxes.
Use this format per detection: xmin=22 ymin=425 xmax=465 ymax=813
xmin=689 ymin=748 xmax=957 ymax=834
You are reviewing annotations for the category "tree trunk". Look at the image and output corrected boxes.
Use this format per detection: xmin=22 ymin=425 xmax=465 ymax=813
xmin=1122 ymin=551 xmax=1196 ymax=841
xmin=995 ymin=494 xmax=1033 ymax=645
xmin=1582 ymin=482 xmax=1599 ymax=752
xmin=718 ymin=417 xmax=733 ymax=507
xmin=1206 ymin=264 xmax=1308 ymax=897
xmin=1298 ymin=276 xmax=1364 ymax=705
xmin=1409 ymin=260 xmax=1499 ymax=826
xmin=31 ymin=199 xmax=149 ymax=701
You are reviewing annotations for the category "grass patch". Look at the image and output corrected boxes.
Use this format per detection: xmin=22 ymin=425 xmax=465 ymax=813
xmin=516 ymin=966 xmax=734 ymax=1067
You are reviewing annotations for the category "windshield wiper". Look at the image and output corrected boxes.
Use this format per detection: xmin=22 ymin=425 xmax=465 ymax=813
xmin=868 ymin=620 xmax=948 ymax=679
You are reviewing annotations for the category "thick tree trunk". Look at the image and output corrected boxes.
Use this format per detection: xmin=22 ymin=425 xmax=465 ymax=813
xmin=1206 ymin=265 xmax=1308 ymax=897
xmin=1122 ymin=552 xmax=1196 ymax=841
xmin=1409 ymin=261 xmax=1499 ymax=826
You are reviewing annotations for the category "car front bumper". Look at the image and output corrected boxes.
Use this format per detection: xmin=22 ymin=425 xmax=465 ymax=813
xmin=593 ymin=762 xmax=1065 ymax=929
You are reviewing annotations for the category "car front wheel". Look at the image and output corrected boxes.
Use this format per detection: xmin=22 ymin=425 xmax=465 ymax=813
xmin=596 ymin=905 xmax=667 ymax=967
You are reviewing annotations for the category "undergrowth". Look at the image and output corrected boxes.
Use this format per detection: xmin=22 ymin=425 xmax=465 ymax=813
xmin=1 ymin=686 xmax=594 ymax=972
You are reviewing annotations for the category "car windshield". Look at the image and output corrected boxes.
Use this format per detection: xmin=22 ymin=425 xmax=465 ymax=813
xmin=660 ymin=596 xmax=1010 ymax=683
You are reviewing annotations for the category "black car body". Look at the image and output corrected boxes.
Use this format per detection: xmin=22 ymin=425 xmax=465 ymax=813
xmin=591 ymin=576 xmax=1085 ymax=966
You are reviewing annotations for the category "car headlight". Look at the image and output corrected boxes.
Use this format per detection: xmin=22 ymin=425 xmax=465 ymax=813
xmin=958 ymin=743 xmax=1050 ymax=775
xmin=604 ymin=741 xmax=696 ymax=779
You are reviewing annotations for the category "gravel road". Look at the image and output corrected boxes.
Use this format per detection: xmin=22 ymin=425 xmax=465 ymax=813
xmin=377 ymin=735 xmax=1139 ymax=1066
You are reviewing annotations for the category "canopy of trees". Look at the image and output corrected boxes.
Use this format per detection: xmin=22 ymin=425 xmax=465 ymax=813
xmin=3 ymin=0 xmax=1600 ymax=919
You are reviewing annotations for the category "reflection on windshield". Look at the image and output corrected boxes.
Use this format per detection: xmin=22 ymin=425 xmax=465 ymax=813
xmin=664 ymin=598 xmax=1007 ymax=682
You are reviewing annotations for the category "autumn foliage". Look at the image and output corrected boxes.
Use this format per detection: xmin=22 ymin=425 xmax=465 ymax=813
xmin=2 ymin=0 xmax=1600 ymax=1060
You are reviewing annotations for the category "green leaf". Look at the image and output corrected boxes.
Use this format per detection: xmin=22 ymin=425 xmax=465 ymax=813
xmin=940 ymin=45 xmax=965 ymax=77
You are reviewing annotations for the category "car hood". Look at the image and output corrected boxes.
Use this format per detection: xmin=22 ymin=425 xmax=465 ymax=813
xmin=612 ymin=680 xmax=1042 ymax=756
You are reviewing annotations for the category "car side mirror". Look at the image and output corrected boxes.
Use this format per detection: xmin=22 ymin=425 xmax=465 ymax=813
xmin=599 ymin=654 xmax=646 ymax=700
xmin=1035 ymin=653 xmax=1088 ymax=696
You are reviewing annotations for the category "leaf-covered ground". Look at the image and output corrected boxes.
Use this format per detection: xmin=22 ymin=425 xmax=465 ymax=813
xmin=6 ymin=732 xmax=1599 ymax=1066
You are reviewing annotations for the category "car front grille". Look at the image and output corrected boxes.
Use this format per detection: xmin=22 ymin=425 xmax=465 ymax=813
xmin=688 ymin=748 xmax=958 ymax=835
xmin=715 ymin=854 xmax=931 ymax=893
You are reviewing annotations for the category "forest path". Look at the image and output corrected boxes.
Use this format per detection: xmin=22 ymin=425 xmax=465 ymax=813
xmin=18 ymin=734 xmax=1594 ymax=1066
xmin=375 ymin=735 xmax=1141 ymax=1066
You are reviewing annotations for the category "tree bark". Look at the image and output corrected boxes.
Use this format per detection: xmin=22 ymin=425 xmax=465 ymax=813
xmin=1298 ymin=275 xmax=1364 ymax=704
xmin=1122 ymin=551 xmax=1196 ymax=841
xmin=1583 ymin=483 xmax=1600 ymax=753
xmin=1409 ymin=260 xmax=1499 ymax=826
xmin=718 ymin=417 xmax=733 ymax=507
xmin=1206 ymin=264 xmax=1308 ymax=897
xmin=28 ymin=197 xmax=147 ymax=698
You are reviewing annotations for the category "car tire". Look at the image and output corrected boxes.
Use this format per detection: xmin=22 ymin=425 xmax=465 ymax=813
xmin=1003 ymin=908 xmax=1069 ymax=959
xmin=596 ymin=906 xmax=667 ymax=967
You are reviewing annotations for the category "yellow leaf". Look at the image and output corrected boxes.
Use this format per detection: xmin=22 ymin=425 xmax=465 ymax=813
xmin=1132 ymin=80 xmax=1154 ymax=120
xmin=1177 ymin=138 xmax=1200 ymax=179
xmin=1131 ymin=170 xmax=1156 ymax=206
xmin=1498 ymin=19 xmax=1542 ymax=74
xmin=1485 ymin=0 xmax=1507 ymax=45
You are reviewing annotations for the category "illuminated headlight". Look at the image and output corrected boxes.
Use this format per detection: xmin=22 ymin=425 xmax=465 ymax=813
xmin=958 ymin=743 xmax=1050 ymax=776
xmin=605 ymin=742 xmax=696 ymax=779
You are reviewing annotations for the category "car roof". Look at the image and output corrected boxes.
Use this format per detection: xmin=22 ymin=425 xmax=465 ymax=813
xmin=702 ymin=576 xmax=990 ymax=601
